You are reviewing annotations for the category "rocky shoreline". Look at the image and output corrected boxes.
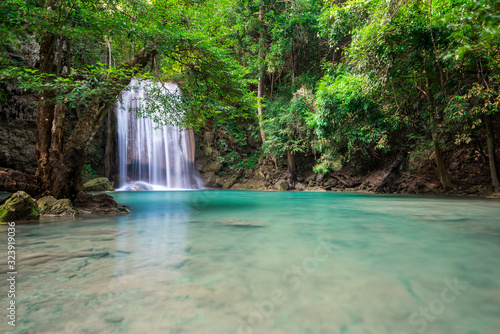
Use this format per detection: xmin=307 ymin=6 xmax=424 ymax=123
xmin=196 ymin=158 xmax=499 ymax=197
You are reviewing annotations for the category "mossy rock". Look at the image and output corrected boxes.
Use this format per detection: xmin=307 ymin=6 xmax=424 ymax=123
xmin=84 ymin=177 xmax=114 ymax=192
xmin=0 ymin=191 xmax=40 ymax=222
xmin=38 ymin=196 xmax=77 ymax=216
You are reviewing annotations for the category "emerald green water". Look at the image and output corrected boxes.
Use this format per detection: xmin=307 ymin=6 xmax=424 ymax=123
xmin=1 ymin=191 xmax=500 ymax=334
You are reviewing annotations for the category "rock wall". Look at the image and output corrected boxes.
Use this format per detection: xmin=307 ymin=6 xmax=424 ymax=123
xmin=0 ymin=83 xmax=38 ymax=174
xmin=0 ymin=83 xmax=108 ymax=177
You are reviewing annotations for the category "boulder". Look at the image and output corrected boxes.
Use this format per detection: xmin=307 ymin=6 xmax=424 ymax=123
xmin=222 ymin=174 xmax=240 ymax=189
xmin=248 ymin=179 xmax=267 ymax=190
xmin=206 ymin=161 xmax=223 ymax=173
xmin=244 ymin=169 xmax=254 ymax=178
xmin=37 ymin=196 xmax=77 ymax=217
xmin=295 ymin=182 xmax=306 ymax=191
xmin=276 ymin=180 xmax=289 ymax=191
xmin=296 ymin=175 xmax=305 ymax=182
xmin=84 ymin=177 xmax=114 ymax=192
xmin=465 ymin=185 xmax=479 ymax=194
xmin=73 ymin=193 xmax=130 ymax=215
xmin=0 ymin=191 xmax=39 ymax=222
xmin=305 ymin=174 xmax=316 ymax=183
xmin=324 ymin=178 xmax=339 ymax=190
xmin=478 ymin=186 xmax=492 ymax=196
xmin=215 ymin=177 xmax=225 ymax=188
xmin=203 ymin=172 xmax=218 ymax=188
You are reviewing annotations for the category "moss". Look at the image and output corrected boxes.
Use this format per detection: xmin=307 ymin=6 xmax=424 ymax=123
xmin=84 ymin=177 xmax=114 ymax=192
xmin=0 ymin=205 xmax=8 ymax=221
xmin=0 ymin=191 xmax=40 ymax=222
xmin=37 ymin=196 xmax=77 ymax=216
xmin=29 ymin=207 xmax=40 ymax=219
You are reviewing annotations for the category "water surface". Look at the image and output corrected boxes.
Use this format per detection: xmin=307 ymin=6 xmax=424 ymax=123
xmin=1 ymin=191 xmax=499 ymax=334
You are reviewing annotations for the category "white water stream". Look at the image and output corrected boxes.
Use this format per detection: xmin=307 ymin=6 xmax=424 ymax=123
xmin=116 ymin=79 xmax=203 ymax=190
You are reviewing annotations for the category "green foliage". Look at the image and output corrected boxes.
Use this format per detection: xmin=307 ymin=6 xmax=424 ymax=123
xmin=312 ymin=70 xmax=393 ymax=172
xmin=82 ymin=164 xmax=98 ymax=182
xmin=0 ymin=0 xmax=254 ymax=131
xmin=263 ymin=87 xmax=315 ymax=159
xmin=1 ymin=0 xmax=499 ymax=183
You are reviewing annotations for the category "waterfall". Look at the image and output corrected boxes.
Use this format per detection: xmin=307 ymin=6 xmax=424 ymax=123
xmin=116 ymin=79 xmax=203 ymax=191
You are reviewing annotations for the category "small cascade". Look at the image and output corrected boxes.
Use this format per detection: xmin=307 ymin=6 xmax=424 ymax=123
xmin=116 ymin=79 xmax=203 ymax=191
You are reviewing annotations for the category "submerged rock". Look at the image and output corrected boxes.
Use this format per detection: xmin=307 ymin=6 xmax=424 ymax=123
xmin=73 ymin=193 xmax=130 ymax=215
xmin=84 ymin=177 xmax=114 ymax=192
xmin=0 ymin=191 xmax=39 ymax=222
xmin=215 ymin=219 xmax=264 ymax=227
xmin=37 ymin=196 xmax=77 ymax=217
xmin=104 ymin=315 xmax=124 ymax=324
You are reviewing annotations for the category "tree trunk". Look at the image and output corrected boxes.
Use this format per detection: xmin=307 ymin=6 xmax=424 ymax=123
xmin=35 ymin=26 xmax=60 ymax=196
xmin=485 ymin=114 xmax=500 ymax=191
xmin=105 ymin=105 xmax=117 ymax=183
xmin=426 ymin=78 xmax=453 ymax=191
xmin=36 ymin=41 xmax=156 ymax=199
xmin=49 ymin=100 xmax=109 ymax=199
xmin=287 ymin=149 xmax=296 ymax=186
xmin=429 ymin=109 xmax=452 ymax=191
xmin=257 ymin=5 xmax=266 ymax=143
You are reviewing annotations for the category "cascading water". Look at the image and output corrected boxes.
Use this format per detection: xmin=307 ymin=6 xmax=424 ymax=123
xmin=116 ymin=79 xmax=204 ymax=191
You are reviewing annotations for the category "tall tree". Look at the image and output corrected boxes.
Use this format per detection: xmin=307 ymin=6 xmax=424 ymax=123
xmin=0 ymin=0 xmax=251 ymax=199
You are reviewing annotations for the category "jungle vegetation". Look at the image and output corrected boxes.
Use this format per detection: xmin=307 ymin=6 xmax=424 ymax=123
xmin=0 ymin=0 xmax=499 ymax=198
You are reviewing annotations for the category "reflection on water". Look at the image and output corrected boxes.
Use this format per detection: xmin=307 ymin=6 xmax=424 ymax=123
xmin=1 ymin=191 xmax=500 ymax=334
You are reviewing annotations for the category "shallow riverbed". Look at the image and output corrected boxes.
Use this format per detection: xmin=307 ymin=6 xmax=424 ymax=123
xmin=1 ymin=191 xmax=500 ymax=334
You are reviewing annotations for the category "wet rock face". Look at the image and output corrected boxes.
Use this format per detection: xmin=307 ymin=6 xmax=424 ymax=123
xmin=0 ymin=83 xmax=38 ymax=174
xmin=0 ymin=81 xmax=108 ymax=176
xmin=0 ymin=191 xmax=40 ymax=222
xmin=0 ymin=120 xmax=37 ymax=174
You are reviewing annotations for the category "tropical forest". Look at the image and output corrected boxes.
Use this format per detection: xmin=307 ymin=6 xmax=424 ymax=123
xmin=0 ymin=0 xmax=499 ymax=333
